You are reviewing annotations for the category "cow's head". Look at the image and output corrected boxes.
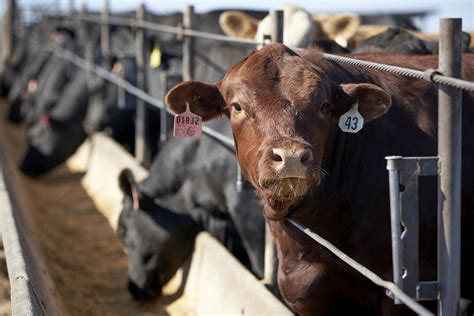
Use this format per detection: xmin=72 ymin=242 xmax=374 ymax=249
xmin=118 ymin=169 xmax=198 ymax=300
xmin=166 ymin=44 xmax=390 ymax=219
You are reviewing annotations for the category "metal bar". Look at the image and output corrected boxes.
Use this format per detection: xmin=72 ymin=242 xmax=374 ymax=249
xmin=69 ymin=0 xmax=75 ymax=14
xmin=135 ymin=4 xmax=150 ymax=165
xmin=54 ymin=0 xmax=60 ymax=15
xmin=182 ymin=5 xmax=194 ymax=81
xmin=0 ymin=163 xmax=35 ymax=315
xmin=2 ymin=0 xmax=16 ymax=62
xmin=438 ymin=18 xmax=462 ymax=316
xmin=159 ymin=72 xmax=169 ymax=145
xmin=78 ymin=15 xmax=261 ymax=46
xmin=264 ymin=221 xmax=277 ymax=286
xmin=263 ymin=9 xmax=284 ymax=287
xmin=100 ymin=0 xmax=110 ymax=66
xmin=386 ymin=156 xmax=403 ymax=304
xmin=269 ymin=10 xmax=284 ymax=44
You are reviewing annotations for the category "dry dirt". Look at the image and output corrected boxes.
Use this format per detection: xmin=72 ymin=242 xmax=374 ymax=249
xmin=0 ymin=101 xmax=191 ymax=316
xmin=0 ymin=244 xmax=11 ymax=316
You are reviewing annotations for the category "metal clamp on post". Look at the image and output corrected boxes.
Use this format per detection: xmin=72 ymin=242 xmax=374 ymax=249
xmin=176 ymin=22 xmax=184 ymax=41
xmin=385 ymin=156 xmax=439 ymax=303
xmin=262 ymin=34 xmax=272 ymax=47
xmin=423 ymin=68 xmax=443 ymax=83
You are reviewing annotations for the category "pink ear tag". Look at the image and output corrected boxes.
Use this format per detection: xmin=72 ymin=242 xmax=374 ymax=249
xmin=173 ymin=102 xmax=202 ymax=138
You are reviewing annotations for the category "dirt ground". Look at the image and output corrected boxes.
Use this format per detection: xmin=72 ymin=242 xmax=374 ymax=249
xmin=0 ymin=244 xmax=11 ymax=316
xmin=0 ymin=102 xmax=191 ymax=315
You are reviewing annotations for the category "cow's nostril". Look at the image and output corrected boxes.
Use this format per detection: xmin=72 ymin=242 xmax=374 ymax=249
xmin=270 ymin=150 xmax=283 ymax=162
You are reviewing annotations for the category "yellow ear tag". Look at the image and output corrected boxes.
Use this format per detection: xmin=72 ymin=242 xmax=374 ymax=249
xmin=149 ymin=46 xmax=162 ymax=68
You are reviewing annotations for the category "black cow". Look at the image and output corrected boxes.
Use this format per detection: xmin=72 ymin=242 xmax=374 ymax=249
xmin=118 ymin=168 xmax=199 ymax=299
xmin=19 ymin=25 xmax=144 ymax=176
xmin=118 ymin=119 xmax=266 ymax=300
xmin=20 ymin=69 xmax=92 ymax=175
xmin=353 ymin=27 xmax=472 ymax=55
xmin=6 ymin=28 xmax=58 ymax=123
xmin=8 ymin=27 xmax=77 ymax=125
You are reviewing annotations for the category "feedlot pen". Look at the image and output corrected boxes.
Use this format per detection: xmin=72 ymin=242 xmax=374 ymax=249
xmin=0 ymin=100 xmax=190 ymax=315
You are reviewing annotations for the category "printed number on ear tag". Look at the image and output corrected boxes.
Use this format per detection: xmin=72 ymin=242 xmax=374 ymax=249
xmin=173 ymin=103 xmax=202 ymax=138
xmin=338 ymin=102 xmax=364 ymax=133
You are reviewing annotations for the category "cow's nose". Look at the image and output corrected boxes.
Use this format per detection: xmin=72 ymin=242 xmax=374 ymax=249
xmin=269 ymin=147 xmax=314 ymax=171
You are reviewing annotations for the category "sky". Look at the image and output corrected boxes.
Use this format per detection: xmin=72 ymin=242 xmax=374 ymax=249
xmin=1 ymin=0 xmax=473 ymax=32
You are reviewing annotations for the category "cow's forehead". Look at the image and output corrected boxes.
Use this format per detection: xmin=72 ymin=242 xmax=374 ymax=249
xmin=222 ymin=44 xmax=323 ymax=104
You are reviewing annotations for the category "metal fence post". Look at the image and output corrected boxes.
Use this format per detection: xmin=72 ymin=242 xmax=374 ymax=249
xmin=69 ymin=0 xmax=75 ymax=14
xmin=438 ymin=18 xmax=462 ymax=316
xmin=159 ymin=72 xmax=170 ymax=146
xmin=269 ymin=10 xmax=284 ymax=44
xmin=182 ymin=5 xmax=194 ymax=81
xmin=101 ymin=0 xmax=110 ymax=67
xmin=81 ymin=5 xmax=94 ymax=98
xmin=2 ymin=0 xmax=16 ymax=62
xmin=135 ymin=4 xmax=151 ymax=165
xmin=263 ymin=9 xmax=284 ymax=288
xmin=54 ymin=0 xmax=60 ymax=15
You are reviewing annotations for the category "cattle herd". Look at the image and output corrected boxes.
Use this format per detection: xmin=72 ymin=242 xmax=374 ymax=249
xmin=1 ymin=5 xmax=474 ymax=316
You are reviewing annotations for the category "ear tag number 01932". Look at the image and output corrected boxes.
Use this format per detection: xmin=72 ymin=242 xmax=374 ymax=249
xmin=338 ymin=102 xmax=364 ymax=133
xmin=173 ymin=102 xmax=202 ymax=138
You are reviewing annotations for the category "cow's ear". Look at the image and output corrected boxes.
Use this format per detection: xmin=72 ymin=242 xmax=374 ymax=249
xmin=119 ymin=169 xmax=140 ymax=211
xmin=165 ymin=81 xmax=227 ymax=121
xmin=219 ymin=11 xmax=259 ymax=39
xmin=336 ymin=83 xmax=391 ymax=122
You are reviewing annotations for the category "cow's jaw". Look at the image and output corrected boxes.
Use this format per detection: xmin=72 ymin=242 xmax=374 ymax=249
xmin=259 ymin=176 xmax=319 ymax=202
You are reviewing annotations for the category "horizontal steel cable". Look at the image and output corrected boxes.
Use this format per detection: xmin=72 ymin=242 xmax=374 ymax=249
xmin=287 ymin=218 xmax=434 ymax=316
xmin=41 ymin=43 xmax=235 ymax=151
xmin=78 ymin=14 xmax=474 ymax=92
xmin=322 ymin=52 xmax=474 ymax=92
xmin=78 ymin=15 xmax=261 ymax=46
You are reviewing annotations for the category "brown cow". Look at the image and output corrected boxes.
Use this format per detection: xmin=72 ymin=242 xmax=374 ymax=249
xmin=166 ymin=43 xmax=474 ymax=315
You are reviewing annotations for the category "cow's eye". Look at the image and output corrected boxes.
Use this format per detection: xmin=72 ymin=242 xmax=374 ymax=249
xmin=232 ymin=103 xmax=242 ymax=112
xmin=320 ymin=102 xmax=331 ymax=115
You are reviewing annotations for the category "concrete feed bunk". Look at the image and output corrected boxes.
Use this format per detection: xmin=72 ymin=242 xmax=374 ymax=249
xmin=0 ymin=101 xmax=291 ymax=315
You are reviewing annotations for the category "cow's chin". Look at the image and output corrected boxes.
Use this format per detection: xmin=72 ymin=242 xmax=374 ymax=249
xmin=260 ymin=178 xmax=310 ymax=200
xmin=258 ymin=176 xmax=320 ymax=218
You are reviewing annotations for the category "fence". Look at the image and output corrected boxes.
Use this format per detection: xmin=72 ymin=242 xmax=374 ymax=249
xmin=4 ymin=2 xmax=474 ymax=315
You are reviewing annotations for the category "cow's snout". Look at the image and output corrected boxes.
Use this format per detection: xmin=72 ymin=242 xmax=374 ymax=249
xmin=269 ymin=147 xmax=314 ymax=175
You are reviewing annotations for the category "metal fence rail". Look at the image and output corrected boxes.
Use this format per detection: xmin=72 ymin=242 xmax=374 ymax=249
xmin=76 ymin=12 xmax=474 ymax=92
xmin=78 ymin=15 xmax=262 ymax=46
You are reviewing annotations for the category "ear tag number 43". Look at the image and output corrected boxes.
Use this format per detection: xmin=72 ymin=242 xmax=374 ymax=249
xmin=173 ymin=103 xmax=202 ymax=138
xmin=338 ymin=102 xmax=364 ymax=133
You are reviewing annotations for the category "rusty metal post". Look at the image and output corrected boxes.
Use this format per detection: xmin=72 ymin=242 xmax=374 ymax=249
xmin=438 ymin=18 xmax=462 ymax=316
xmin=134 ymin=4 xmax=150 ymax=165
xmin=263 ymin=9 xmax=284 ymax=288
xmin=100 ymin=0 xmax=110 ymax=67
xmin=182 ymin=5 xmax=194 ymax=81
xmin=2 ymin=0 xmax=16 ymax=62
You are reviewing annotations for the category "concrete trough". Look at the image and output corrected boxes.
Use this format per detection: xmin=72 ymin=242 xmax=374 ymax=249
xmin=0 ymin=109 xmax=292 ymax=315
